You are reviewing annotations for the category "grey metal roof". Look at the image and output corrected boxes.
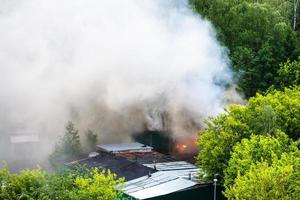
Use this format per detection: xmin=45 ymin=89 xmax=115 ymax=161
xmin=150 ymin=169 xmax=199 ymax=181
xmin=143 ymin=161 xmax=197 ymax=171
xmin=122 ymin=161 xmax=200 ymax=199
xmin=97 ymin=142 xmax=153 ymax=153
xmin=122 ymin=171 xmax=198 ymax=199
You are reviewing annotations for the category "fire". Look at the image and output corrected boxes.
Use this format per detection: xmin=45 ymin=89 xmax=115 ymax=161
xmin=174 ymin=134 xmax=198 ymax=155
xmin=176 ymin=144 xmax=188 ymax=153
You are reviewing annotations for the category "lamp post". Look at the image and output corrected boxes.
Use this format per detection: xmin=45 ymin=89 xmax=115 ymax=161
xmin=213 ymin=178 xmax=217 ymax=200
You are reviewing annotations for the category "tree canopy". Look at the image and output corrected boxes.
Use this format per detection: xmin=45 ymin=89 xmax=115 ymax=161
xmin=224 ymin=151 xmax=300 ymax=200
xmin=190 ymin=0 xmax=300 ymax=97
xmin=49 ymin=121 xmax=82 ymax=170
xmin=196 ymin=86 xmax=300 ymax=179
xmin=276 ymin=57 xmax=300 ymax=88
xmin=0 ymin=164 xmax=125 ymax=200
xmin=224 ymin=132 xmax=298 ymax=187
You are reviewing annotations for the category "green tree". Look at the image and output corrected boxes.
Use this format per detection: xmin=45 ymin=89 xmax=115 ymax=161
xmin=246 ymin=87 xmax=300 ymax=140
xmin=68 ymin=169 xmax=124 ymax=200
xmin=0 ymin=165 xmax=47 ymax=200
xmin=196 ymin=86 xmax=300 ymax=180
xmin=224 ymin=132 xmax=298 ymax=188
xmin=0 ymin=164 xmax=125 ymax=200
xmin=276 ymin=57 xmax=300 ymax=88
xmin=224 ymin=151 xmax=300 ymax=200
xmin=63 ymin=121 xmax=82 ymax=156
xmin=190 ymin=0 xmax=300 ymax=97
xmin=196 ymin=105 xmax=251 ymax=180
xmin=49 ymin=121 xmax=82 ymax=170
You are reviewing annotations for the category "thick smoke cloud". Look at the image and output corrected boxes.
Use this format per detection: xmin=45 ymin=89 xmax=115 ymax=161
xmin=0 ymin=0 xmax=237 ymax=166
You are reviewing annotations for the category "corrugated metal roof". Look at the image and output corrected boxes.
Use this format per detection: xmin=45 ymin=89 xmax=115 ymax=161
xmin=123 ymin=171 xmax=197 ymax=199
xmin=151 ymin=169 xmax=199 ymax=181
xmin=143 ymin=161 xmax=197 ymax=171
xmin=97 ymin=142 xmax=153 ymax=153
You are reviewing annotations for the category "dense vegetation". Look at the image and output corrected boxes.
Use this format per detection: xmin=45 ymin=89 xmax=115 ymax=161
xmin=196 ymin=87 xmax=300 ymax=199
xmin=277 ymin=57 xmax=300 ymax=88
xmin=191 ymin=1 xmax=300 ymax=198
xmin=190 ymin=0 xmax=300 ymax=97
xmin=49 ymin=121 xmax=98 ymax=171
xmin=0 ymin=164 xmax=125 ymax=200
xmin=224 ymin=134 xmax=300 ymax=199
xmin=225 ymin=151 xmax=300 ymax=199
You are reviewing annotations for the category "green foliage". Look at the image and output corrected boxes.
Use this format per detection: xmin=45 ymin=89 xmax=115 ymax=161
xmin=246 ymin=86 xmax=300 ymax=140
xmin=42 ymin=168 xmax=125 ymax=200
xmin=0 ymin=165 xmax=47 ymax=200
xmin=277 ymin=57 xmax=300 ymax=88
xmin=224 ymin=132 xmax=298 ymax=188
xmin=190 ymin=0 xmax=300 ymax=97
xmin=224 ymin=151 xmax=300 ymax=200
xmin=49 ymin=121 xmax=82 ymax=171
xmin=70 ymin=169 xmax=124 ymax=200
xmin=63 ymin=121 xmax=82 ymax=156
xmin=196 ymin=87 xmax=300 ymax=179
xmin=0 ymin=164 xmax=125 ymax=200
xmin=196 ymin=105 xmax=251 ymax=180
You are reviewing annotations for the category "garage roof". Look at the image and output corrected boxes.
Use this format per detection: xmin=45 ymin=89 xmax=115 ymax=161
xmin=123 ymin=171 xmax=198 ymax=199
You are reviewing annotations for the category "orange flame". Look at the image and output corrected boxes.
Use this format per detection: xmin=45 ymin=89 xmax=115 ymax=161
xmin=174 ymin=134 xmax=198 ymax=155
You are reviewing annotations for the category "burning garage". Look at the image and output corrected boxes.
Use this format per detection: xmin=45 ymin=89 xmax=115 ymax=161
xmin=66 ymin=141 xmax=225 ymax=200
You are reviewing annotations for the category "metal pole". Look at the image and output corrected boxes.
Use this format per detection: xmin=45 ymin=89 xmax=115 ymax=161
xmin=213 ymin=178 xmax=217 ymax=200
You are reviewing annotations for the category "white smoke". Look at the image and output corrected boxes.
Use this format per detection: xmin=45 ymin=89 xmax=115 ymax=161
xmin=0 ymin=0 xmax=236 ymax=165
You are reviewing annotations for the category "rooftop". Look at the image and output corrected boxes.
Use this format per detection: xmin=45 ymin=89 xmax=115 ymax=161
xmin=97 ymin=142 xmax=153 ymax=153
xmin=122 ymin=171 xmax=198 ymax=199
xmin=143 ymin=161 xmax=197 ymax=171
xmin=122 ymin=161 xmax=200 ymax=199
xmin=66 ymin=142 xmax=201 ymax=199
xmin=116 ymin=151 xmax=176 ymax=164
xmin=66 ymin=152 xmax=156 ymax=181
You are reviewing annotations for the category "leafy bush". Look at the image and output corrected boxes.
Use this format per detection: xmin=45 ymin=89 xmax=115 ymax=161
xmin=196 ymin=87 xmax=300 ymax=179
xmin=0 ymin=164 xmax=125 ymax=200
xmin=224 ymin=151 xmax=300 ymax=200
xmin=224 ymin=132 xmax=298 ymax=187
